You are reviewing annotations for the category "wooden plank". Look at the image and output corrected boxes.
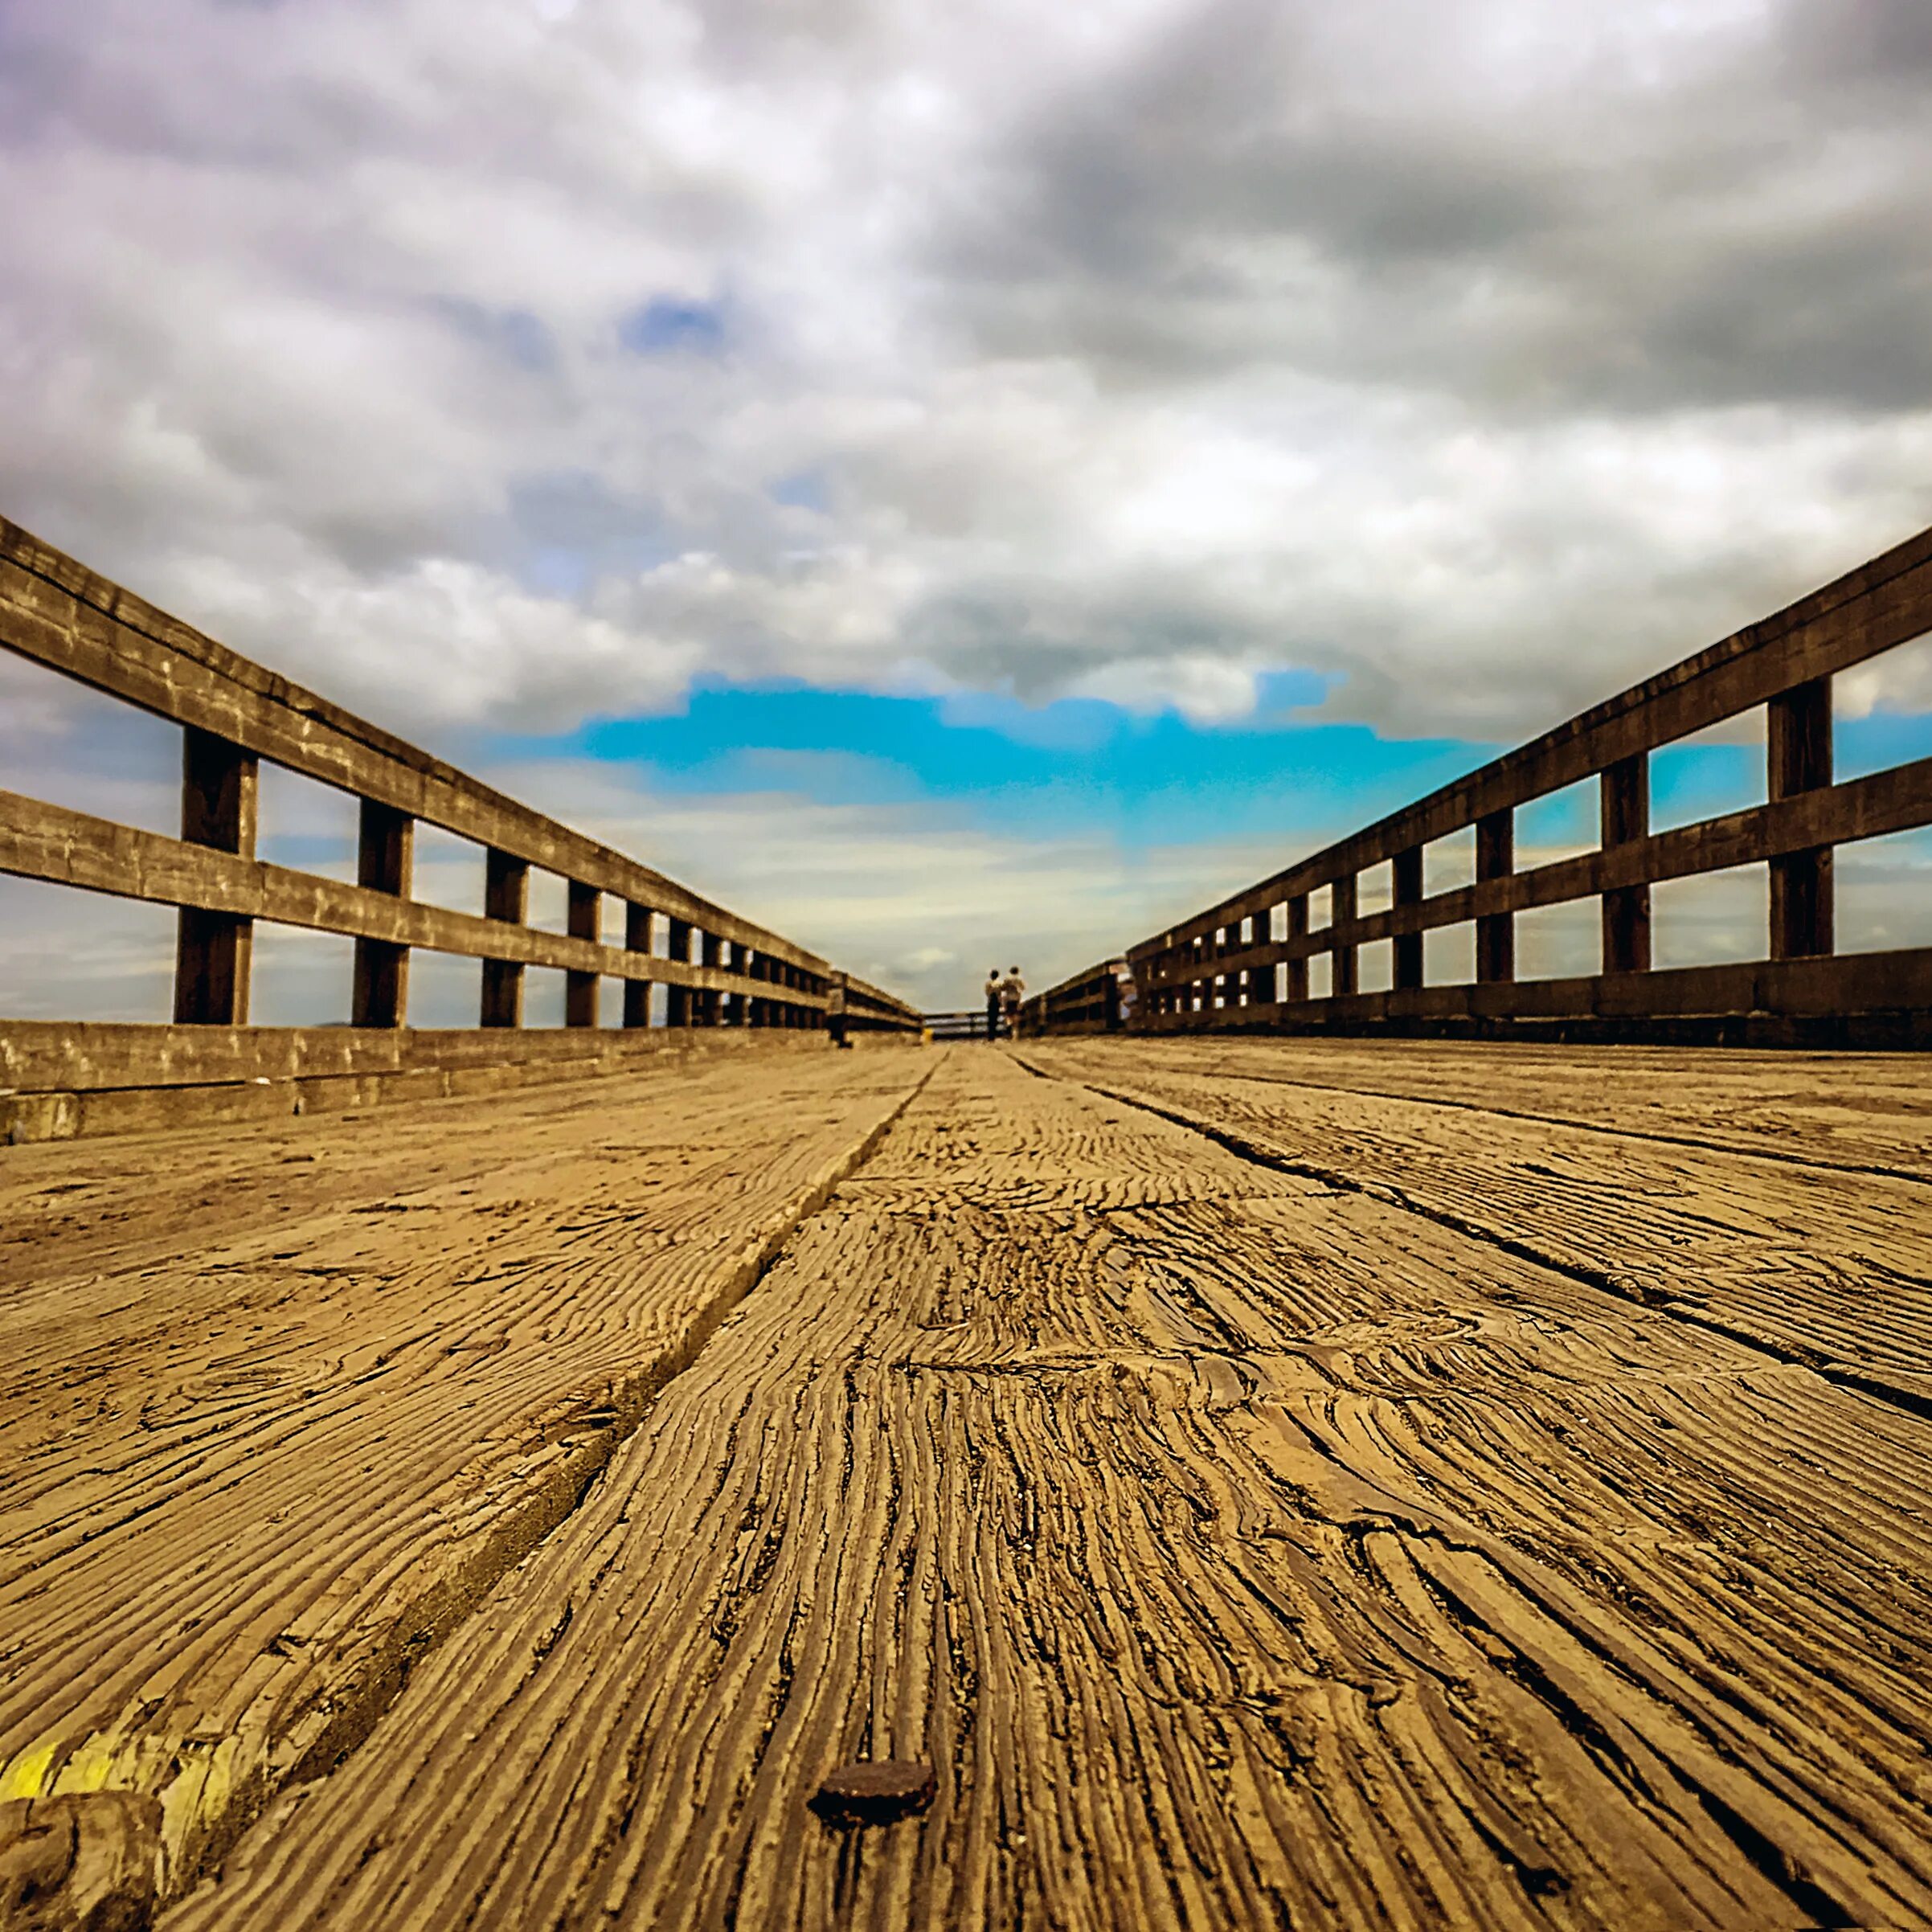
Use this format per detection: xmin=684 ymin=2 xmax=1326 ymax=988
xmin=667 ymin=919 xmax=694 ymax=1025
xmin=0 ymin=1050 xmax=928 ymax=1890
xmin=1035 ymin=1032 xmax=1932 ymax=1177
xmin=0 ymin=521 xmax=833 ymax=977
xmin=1124 ymin=522 xmax=1932 ymax=960
xmin=1283 ymin=894 xmax=1309 ymax=1001
xmin=0 ymin=1020 xmax=853 ymax=1098
xmin=1331 ymin=874 xmax=1358 ymax=997
xmin=0 ymin=794 xmax=831 ymax=1013
xmin=1031 ymin=1038 xmax=1932 ymax=1410
xmin=162 ymin=1048 xmax=1932 ymax=1930
xmin=1137 ymin=946 xmax=1932 ymax=1037
xmin=0 ymin=1028 xmax=852 ymax=1146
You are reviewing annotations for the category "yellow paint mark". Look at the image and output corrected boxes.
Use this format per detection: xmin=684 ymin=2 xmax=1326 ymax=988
xmin=53 ymin=1738 xmax=124 ymax=1794
xmin=159 ymin=1734 xmax=241 ymax=1868
xmin=0 ymin=1740 xmax=55 ymax=1801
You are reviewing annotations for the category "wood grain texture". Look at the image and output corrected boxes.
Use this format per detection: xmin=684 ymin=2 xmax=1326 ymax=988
xmin=0 ymin=1047 xmax=927 ymax=1894
xmin=1033 ymin=1038 xmax=1932 ymax=1413
xmin=151 ymin=1043 xmax=1932 ymax=1931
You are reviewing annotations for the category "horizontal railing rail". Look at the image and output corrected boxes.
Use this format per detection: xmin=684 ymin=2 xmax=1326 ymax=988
xmin=925 ymin=1009 xmax=996 ymax=1039
xmin=1025 ymin=523 xmax=1932 ymax=1047
xmin=2 ymin=518 xmax=920 ymax=1074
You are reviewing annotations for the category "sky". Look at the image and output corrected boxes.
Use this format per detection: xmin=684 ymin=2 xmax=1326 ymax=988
xmin=2 ymin=0 xmax=1930 ymax=1017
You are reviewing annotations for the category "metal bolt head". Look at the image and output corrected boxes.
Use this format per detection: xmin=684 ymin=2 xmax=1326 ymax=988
xmin=809 ymin=1760 xmax=936 ymax=1827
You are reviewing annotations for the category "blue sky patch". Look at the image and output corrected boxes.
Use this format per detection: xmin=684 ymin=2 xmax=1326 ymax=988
xmin=490 ymin=678 xmax=1932 ymax=870
xmin=620 ymin=297 xmax=728 ymax=355
xmin=494 ymin=682 xmax=1496 ymax=852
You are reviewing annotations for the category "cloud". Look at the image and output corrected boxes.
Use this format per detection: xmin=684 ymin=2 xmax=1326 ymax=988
xmin=0 ymin=0 xmax=1928 ymax=761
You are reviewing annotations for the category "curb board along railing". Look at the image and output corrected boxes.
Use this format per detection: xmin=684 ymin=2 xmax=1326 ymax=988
xmin=1023 ymin=523 xmax=1932 ymax=1049
xmin=1 ymin=519 xmax=920 ymax=1142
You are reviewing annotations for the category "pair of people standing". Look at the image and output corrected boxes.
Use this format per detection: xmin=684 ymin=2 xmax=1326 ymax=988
xmin=983 ymin=967 xmax=1025 ymax=1041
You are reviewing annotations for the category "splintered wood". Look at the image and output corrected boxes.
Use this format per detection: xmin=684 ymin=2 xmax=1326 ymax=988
xmin=3 ymin=1042 xmax=1930 ymax=1930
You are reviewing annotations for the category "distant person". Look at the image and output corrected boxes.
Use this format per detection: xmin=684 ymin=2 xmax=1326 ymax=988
xmin=1000 ymin=966 xmax=1025 ymax=1039
xmin=984 ymin=968 xmax=1003 ymax=1041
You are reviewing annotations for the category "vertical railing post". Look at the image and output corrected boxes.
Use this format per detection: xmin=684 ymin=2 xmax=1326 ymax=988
xmin=1476 ymin=808 xmax=1515 ymax=983
xmin=666 ymin=919 xmax=694 ymax=1025
xmin=1283 ymin=895 xmax=1309 ymax=1004
xmin=1769 ymin=678 xmax=1834 ymax=960
xmin=700 ymin=930 xmax=723 ymax=1024
xmin=623 ymin=903 xmax=653 ymax=1027
xmin=351 ymin=800 xmax=412 ymax=1028
xmin=1392 ymin=845 xmax=1424 ymax=991
xmin=481 ymin=848 xmax=529 ymax=1026
xmin=566 ymin=882 xmax=600 ymax=1026
xmin=1601 ymin=754 xmax=1652 ymax=974
xmin=174 ymin=727 xmax=259 ymax=1025
xmin=1331 ymin=874 xmax=1358 ymax=997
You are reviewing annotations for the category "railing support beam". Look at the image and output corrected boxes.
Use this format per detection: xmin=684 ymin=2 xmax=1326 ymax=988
xmin=565 ymin=882 xmax=600 ymax=1026
xmin=1476 ymin=808 xmax=1515 ymax=984
xmin=351 ymin=800 xmax=412 ymax=1028
xmin=481 ymin=849 xmax=529 ymax=1027
xmin=1283 ymin=897 xmax=1309 ymax=1003
xmin=174 ymin=727 xmax=258 ymax=1025
xmin=1331 ymin=875 xmax=1358 ymax=998
xmin=1770 ymin=678 xmax=1834 ymax=960
xmin=1393 ymin=846 xmax=1424 ymax=990
xmin=623 ymin=903 xmax=653 ymax=1027
xmin=1601 ymin=754 xmax=1652 ymax=975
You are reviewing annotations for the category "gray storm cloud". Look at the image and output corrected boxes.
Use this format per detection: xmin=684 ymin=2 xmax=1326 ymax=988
xmin=2 ymin=0 xmax=1930 ymax=743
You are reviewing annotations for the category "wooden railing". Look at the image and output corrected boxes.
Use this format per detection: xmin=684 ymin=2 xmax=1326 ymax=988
xmin=2 ymin=520 xmax=919 ymax=1135
xmin=924 ymin=1010 xmax=995 ymax=1041
xmin=1025 ymin=524 xmax=1932 ymax=1048
xmin=1017 ymin=964 xmax=1121 ymax=1038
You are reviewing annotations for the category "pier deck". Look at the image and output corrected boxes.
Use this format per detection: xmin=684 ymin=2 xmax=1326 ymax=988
xmin=4 ymin=1038 xmax=1930 ymax=1930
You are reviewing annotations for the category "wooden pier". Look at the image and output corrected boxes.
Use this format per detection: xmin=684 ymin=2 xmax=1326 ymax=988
xmin=1 ymin=1039 xmax=1928 ymax=1928
xmin=3 ymin=524 xmax=1930 ymax=1929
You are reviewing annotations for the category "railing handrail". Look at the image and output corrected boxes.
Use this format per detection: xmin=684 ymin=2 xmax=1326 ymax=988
xmin=1029 ymin=521 xmax=1932 ymax=1045
xmin=2 ymin=518 xmax=922 ymax=1037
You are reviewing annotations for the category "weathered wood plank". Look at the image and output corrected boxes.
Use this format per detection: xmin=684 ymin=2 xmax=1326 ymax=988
xmin=160 ymin=1048 xmax=1932 ymax=1930
xmin=1042 ymin=1033 xmax=1932 ymax=1175
xmin=1135 ymin=946 xmax=1932 ymax=1042
xmin=0 ymin=1050 xmax=927 ymax=1892
xmin=1033 ymin=1038 xmax=1932 ymax=1407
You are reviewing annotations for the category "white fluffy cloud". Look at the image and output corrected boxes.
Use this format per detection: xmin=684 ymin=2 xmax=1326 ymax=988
xmin=2 ymin=0 xmax=1930 ymax=747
